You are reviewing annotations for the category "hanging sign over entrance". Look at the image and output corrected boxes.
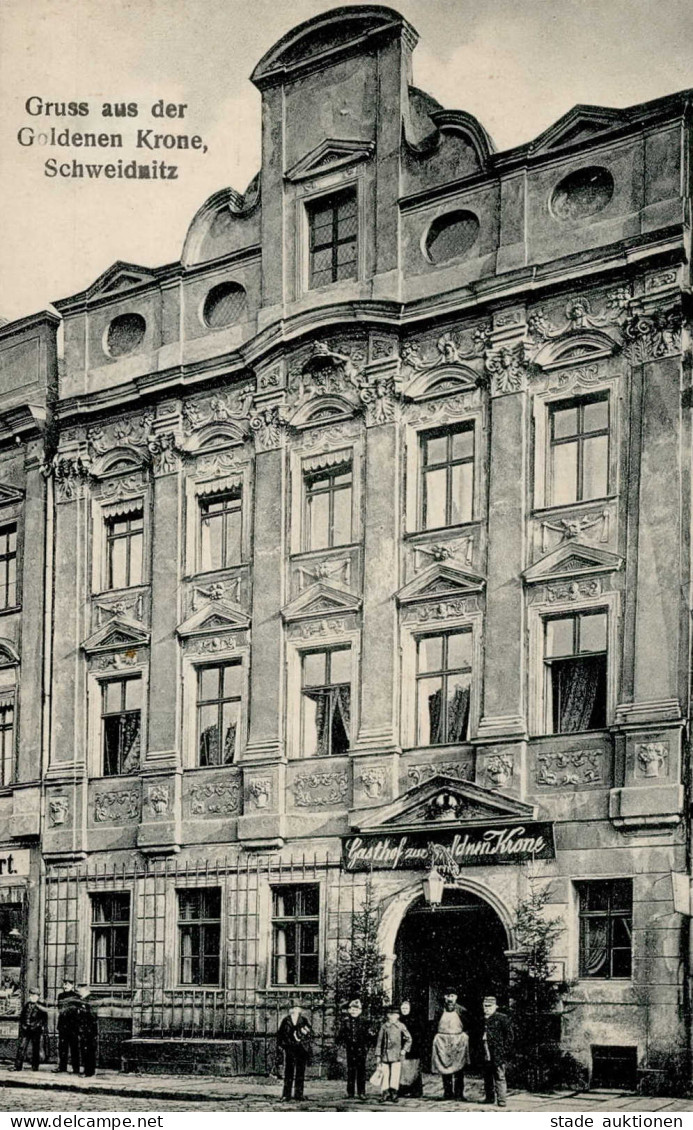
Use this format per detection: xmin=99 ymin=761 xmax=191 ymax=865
xmin=342 ymin=822 xmax=555 ymax=872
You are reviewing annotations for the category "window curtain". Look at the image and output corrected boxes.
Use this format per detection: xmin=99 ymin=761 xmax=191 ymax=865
xmin=93 ymin=931 xmax=109 ymax=984
xmin=447 ymin=685 xmax=470 ymax=742
xmin=557 ymin=657 xmax=600 ymax=732
xmin=583 ymin=919 xmax=608 ymax=976
xmin=121 ymin=713 xmax=141 ymax=774
xmin=222 ymin=720 xmax=237 ymax=764
xmin=427 ymin=688 xmax=444 ymax=744
xmin=333 ymin=685 xmax=351 ymax=741
xmin=304 ymin=690 xmax=329 ymax=757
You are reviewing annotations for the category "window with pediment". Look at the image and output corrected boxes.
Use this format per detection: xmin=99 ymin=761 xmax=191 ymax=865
xmin=301 ymin=646 xmax=351 ymax=757
xmin=544 ymin=609 xmax=607 ymax=734
xmin=416 ymin=629 xmax=472 ymax=745
xmin=419 ymin=424 xmax=474 ymax=530
xmin=307 ymin=189 xmax=358 ymax=288
xmin=303 ymin=458 xmax=353 ymax=551
xmin=198 ymin=488 xmax=242 ymax=572
xmin=105 ymin=508 xmax=143 ymax=590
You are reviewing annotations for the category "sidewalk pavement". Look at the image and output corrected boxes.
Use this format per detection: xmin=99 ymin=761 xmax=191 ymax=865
xmin=1 ymin=1067 xmax=693 ymax=1111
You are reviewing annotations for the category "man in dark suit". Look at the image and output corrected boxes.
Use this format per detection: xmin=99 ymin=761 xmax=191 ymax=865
xmin=55 ymin=979 xmax=81 ymax=1074
xmin=277 ymin=1001 xmax=312 ymax=1101
xmin=482 ymin=995 xmax=513 ymax=1107
xmin=13 ymin=989 xmax=48 ymax=1071
xmin=339 ymin=997 xmax=369 ymax=1100
xmin=77 ymin=986 xmax=98 ymax=1077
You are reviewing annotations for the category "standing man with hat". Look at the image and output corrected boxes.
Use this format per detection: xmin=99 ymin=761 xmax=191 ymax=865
xmin=13 ymin=988 xmax=48 ymax=1071
xmin=431 ymin=987 xmax=469 ymax=1100
xmin=77 ymin=986 xmax=98 ymax=1077
xmin=277 ymin=999 xmax=313 ymax=1102
xmin=482 ymin=995 xmax=513 ymax=1107
xmin=55 ymin=978 xmax=81 ymax=1074
xmin=339 ymin=997 xmax=369 ymax=1100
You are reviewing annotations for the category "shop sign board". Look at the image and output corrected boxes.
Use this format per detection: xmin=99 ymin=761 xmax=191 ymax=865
xmin=342 ymin=822 xmax=555 ymax=872
xmin=0 ymin=849 xmax=30 ymax=878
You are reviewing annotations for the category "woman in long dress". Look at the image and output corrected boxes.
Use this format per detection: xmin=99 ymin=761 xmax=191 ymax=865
xmin=398 ymin=1000 xmax=424 ymax=1097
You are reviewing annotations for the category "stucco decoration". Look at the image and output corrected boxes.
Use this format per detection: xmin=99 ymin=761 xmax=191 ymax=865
xmin=292 ymin=771 xmax=348 ymax=807
xmin=484 ymin=343 xmax=528 ymax=395
xmin=182 ymin=386 xmax=254 ymax=437
xmin=99 ymin=474 xmax=146 ymax=502
xmin=88 ymin=414 xmax=153 ymax=462
xmin=621 ymin=307 xmax=682 ymax=363
xmin=147 ymin=432 xmax=182 ymax=475
xmin=286 ymin=617 xmax=353 ymax=641
xmin=45 ymin=454 xmax=92 ymax=502
xmin=250 ymin=405 xmax=286 ymax=451
xmin=94 ymin=790 xmax=140 ymax=823
xmin=540 ymin=508 xmax=610 ymax=553
xmin=94 ymin=650 xmax=139 ymax=671
xmin=407 ymin=761 xmax=472 ymax=787
xmin=635 ymin=742 xmax=668 ymax=779
xmin=359 ymin=768 xmax=386 ymax=799
xmin=248 ymin=779 xmax=271 ymax=809
xmin=94 ymin=591 xmax=146 ymax=627
xmin=190 ymin=781 xmax=241 ymax=816
xmin=401 ymin=326 xmax=487 ymax=400
xmin=485 ymin=754 xmax=513 ymax=788
xmin=297 ymin=556 xmax=351 ymax=590
xmin=146 ymin=784 xmax=170 ymax=816
xmin=48 ymin=796 xmax=69 ymax=827
xmin=413 ymin=536 xmax=474 ymax=571
xmin=191 ymin=578 xmax=242 ymax=611
xmin=536 ymin=749 xmax=604 ymax=788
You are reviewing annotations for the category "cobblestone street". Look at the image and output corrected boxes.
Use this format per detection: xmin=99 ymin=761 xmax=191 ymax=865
xmin=1 ymin=1070 xmax=693 ymax=1114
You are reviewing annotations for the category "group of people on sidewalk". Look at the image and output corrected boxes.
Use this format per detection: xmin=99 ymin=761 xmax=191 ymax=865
xmin=278 ymin=989 xmax=513 ymax=1106
xmin=13 ymin=978 xmax=98 ymax=1076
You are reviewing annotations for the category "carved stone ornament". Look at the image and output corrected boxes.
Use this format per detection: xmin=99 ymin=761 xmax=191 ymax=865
xmin=95 ymin=592 xmax=145 ymax=627
xmin=401 ymin=598 xmax=469 ymax=623
xmin=100 ymin=474 xmax=145 ymax=501
xmin=182 ymin=386 xmax=254 ymax=435
xmin=192 ymin=577 xmax=241 ymax=611
xmin=297 ymin=557 xmax=351 ymax=590
xmin=536 ymin=748 xmax=604 ymax=788
xmin=485 ymin=754 xmax=513 ymax=788
xmin=407 ymin=761 xmax=472 ymax=787
xmin=147 ymin=432 xmax=182 ymax=475
xmin=248 ymin=778 xmax=271 ymax=808
xmin=87 ymin=413 xmax=154 ymax=458
xmin=94 ymin=790 xmax=139 ymax=823
xmin=94 ymin=650 xmax=139 ymax=671
xmin=359 ymin=374 xmax=401 ymax=426
xmin=400 ymin=326 xmax=488 ymax=376
xmin=250 ymin=405 xmax=286 ymax=452
xmin=546 ymin=579 xmax=601 ymax=603
xmin=197 ymin=450 xmax=245 ymax=477
xmin=48 ymin=796 xmax=69 ymax=827
xmin=292 ymin=770 xmax=348 ymax=807
xmin=146 ymin=784 xmax=170 ymax=816
xmin=414 ymin=537 xmax=474 ymax=571
xmin=190 ymin=781 xmax=241 ymax=816
xmin=484 ymin=343 xmax=528 ymax=395
xmin=541 ymin=509 xmax=609 ymax=553
xmin=635 ymin=741 xmax=668 ymax=779
xmin=45 ymin=454 xmax=92 ymax=502
xmin=286 ymin=617 xmax=352 ymax=640
xmin=359 ymin=768 xmax=386 ymax=799
xmin=287 ymin=340 xmax=366 ymax=411
xmin=621 ymin=307 xmax=682 ymax=363
xmin=185 ymin=634 xmax=238 ymax=656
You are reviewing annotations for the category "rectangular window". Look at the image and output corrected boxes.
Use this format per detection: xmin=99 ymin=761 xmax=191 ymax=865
xmin=90 ymin=893 xmax=130 ymax=985
xmin=301 ymin=647 xmax=350 ymax=757
xmin=0 ymin=525 xmax=17 ymax=610
xmin=578 ymin=879 xmax=632 ymax=979
xmin=420 ymin=425 xmax=474 ymax=530
xmin=549 ymin=395 xmax=609 ymax=506
xmin=304 ymin=462 xmax=352 ymax=551
xmin=416 ymin=630 xmax=472 ymax=745
xmin=102 ymin=677 xmax=141 ymax=776
xmin=272 ymin=885 xmax=320 ymax=986
xmin=198 ymin=489 xmax=242 ymax=572
xmin=0 ymin=701 xmax=14 ymax=787
xmin=105 ymin=510 xmax=143 ymax=590
xmin=544 ymin=610 xmax=607 ymax=734
xmin=178 ymin=888 xmax=221 ymax=985
xmin=197 ymin=662 xmax=242 ymax=766
xmin=308 ymin=189 xmax=358 ymax=289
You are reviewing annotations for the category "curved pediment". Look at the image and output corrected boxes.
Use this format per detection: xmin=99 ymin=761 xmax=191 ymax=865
xmin=0 ymin=639 xmax=19 ymax=667
xmin=288 ymin=395 xmax=357 ymax=430
xmin=403 ymin=364 xmax=480 ymax=402
xmin=184 ymin=422 xmax=248 ymax=453
xmin=531 ymin=329 xmax=620 ymax=371
xmin=91 ymin=445 xmax=149 ymax=479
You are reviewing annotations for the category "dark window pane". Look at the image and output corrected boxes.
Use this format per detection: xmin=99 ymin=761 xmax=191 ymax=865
xmin=611 ymin=947 xmax=632 ymax=978
xmin=300 ymin=887 xmax=319 ymax=917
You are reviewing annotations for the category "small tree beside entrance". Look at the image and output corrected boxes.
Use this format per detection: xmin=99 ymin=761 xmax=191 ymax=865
xmin=327 ymin=876 xmax=387 ymax=1029
xmin=508 ymin=876 xmax=585 ymax=1092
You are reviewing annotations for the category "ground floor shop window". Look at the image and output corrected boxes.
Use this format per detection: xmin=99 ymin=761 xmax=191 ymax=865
xmin=90 ymin=892 xmax=130 ymax=985
xmin=577 ymin=878 xmax=632 ymax=978
xmin=178 ymin=888 xmax=221 ymax=985
xmin=271 ymin=885 xmax=319 ymax=986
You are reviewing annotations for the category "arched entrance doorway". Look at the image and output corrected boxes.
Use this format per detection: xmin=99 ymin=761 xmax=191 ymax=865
xmin=393 ymin=887 xmax=510 ymax=1067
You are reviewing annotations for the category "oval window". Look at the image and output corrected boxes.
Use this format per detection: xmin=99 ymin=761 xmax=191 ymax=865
xmin=203 ymin=281 xmax=247 ymax=328
xmin=106 ymin=313 xmax=146 ymax=358
xmin=425 ymin=210 xmax=480 ymax=265
xmin=551 ymin=166 xmax=614 ymax=221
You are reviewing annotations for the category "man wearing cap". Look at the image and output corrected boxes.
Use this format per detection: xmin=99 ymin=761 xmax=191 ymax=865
xmin=277 ymin=1000 xmax=312 ymax=1101
xmin=432 ymin=988 xmax=469 ymax=1100
xmin=13 ymin=988 xmax=48 ymax=1071
xmin=339 ymin=997 xmax=369 ymax=1100
xmin=55 ymin=978 xmax=81 ymax=1074
xmin=77 ymin=986 xmax=98 ymax=1077
xmin=482 ymin=995 xmax=513 ymax=1107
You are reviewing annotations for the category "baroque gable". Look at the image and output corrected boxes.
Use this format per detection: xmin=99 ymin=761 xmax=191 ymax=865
xmin=529 ymin=105 xmax=628 ymax=154
xmin=82 ymin=617 xmax=150 ymax=655
xmin=86 ymin=261 xmax=158 ymax=300
xmin=524 ymin=540 xmax=623 ymax=584
xmin=396 ymin=563 xmax=485 ymax=606
xmin=355 ymin=774 xmax=534 ymax=832
xmin=281 ymin=581 xmax=361 ymax=623
xmin=177 ymin=601 xmax=250 ymax=639
xmin=285 ymin=138 xmax=375 ymax=182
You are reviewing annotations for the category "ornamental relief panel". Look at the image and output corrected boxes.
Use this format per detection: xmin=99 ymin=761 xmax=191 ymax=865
xmin=633 ymin=740 xmax=669 ymax=780
xmin=400 ymin=595 xmax=480 ymax=624
xmin=187 ymin=779 xmax=242 ymax=817
xmin=286 ymin=614 xmax=357 ymax=641
xmin=183 ymin=632 xmax=245 ymax=657
xmin=290 ymin=770 xmax=349 ymax=808
xmin=182 ymin=385 xmax=255 ymax=436
xmin=93 ymin=590 xmax=148 ymax=629
xmin=405 ymin=758 xmax=474 ymax=788
xmin=89 ymin=648 xmax=143 ymax=672
xmin=186 ymin=573 xmax=250 ymax=616
xmin=533 ymin=747 xmax=608 ymax=790
xmin=406 ymin=532 xmax=478 ymax=582
xmin=93 ymin=789 xmax=140 ymax=823
xmin=532 ymin=502 xmax=617 ymax=560
xmin=527 ymin=577 xmax=608 ymax=606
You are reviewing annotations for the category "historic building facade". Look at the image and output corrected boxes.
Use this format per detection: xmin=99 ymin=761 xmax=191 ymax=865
xmin=2 ymin=3 xmax=692 ymax=1088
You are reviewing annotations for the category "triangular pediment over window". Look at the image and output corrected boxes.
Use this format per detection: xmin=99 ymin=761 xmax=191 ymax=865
xmin=396 ymin=563 xmax=485 ymax=606
xmin=82 ymin=617 xmax=150 ymax=655
xmin=285 ymin=139 xmax=375 ymax=182
xmin=530 ymin=105 xmax=628 ymax=154
xmin=354 ymin=774 xmax=534 ymax=832
xmin=176 ymin=601 xmax=250 ymax=639
xmin=524 ymin=540 xmax=623 ymax=584
xmin=0 ymin=483 xmax=24 ymax=506
xmin=86 ymin=261 xmax=158 ymax=300
xmin=281 ymin=581 xmax=361 ymax=622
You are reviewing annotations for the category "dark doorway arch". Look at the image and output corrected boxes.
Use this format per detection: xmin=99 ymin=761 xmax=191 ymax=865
xmin=393 ymin=887 xmax=510 ymax=1068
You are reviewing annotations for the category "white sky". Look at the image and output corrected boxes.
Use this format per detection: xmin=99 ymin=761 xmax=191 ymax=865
xmin=1 ymin=0 xmax=692 ymax=323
